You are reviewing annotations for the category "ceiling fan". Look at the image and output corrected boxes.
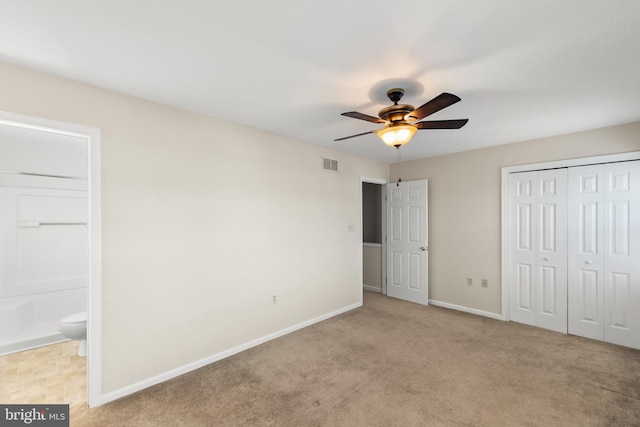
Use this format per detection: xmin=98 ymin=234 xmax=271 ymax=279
xmin=335 ymin=88 xmax=468 ymax=147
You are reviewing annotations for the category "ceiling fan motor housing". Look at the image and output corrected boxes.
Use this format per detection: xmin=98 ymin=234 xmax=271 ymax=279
xmin=387 ymin=88 xmax=405 ymax=103
xmin=378 ymin=104 xmax=415 ymax=123
xmin=380 ymin=88 xmax=415 ymax=122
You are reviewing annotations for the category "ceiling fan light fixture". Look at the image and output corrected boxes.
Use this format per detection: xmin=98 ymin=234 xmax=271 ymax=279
xmin=377 ymin=124 xmax=417 ymax=147
xmin=335 ymin=90 xmax=466 ymax=144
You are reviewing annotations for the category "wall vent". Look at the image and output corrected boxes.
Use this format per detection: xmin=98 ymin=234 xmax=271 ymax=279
xmin=322 ymin=157 xmax=339 ymax=172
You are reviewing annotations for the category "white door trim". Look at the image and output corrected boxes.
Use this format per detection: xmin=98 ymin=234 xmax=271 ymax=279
xmin=501 ymin=150 xmax=640 ymax=321
xmin=0 ymin=110 xmax=102 ymax=407
xmin=360 ymin=177 xmax=387 ymax=298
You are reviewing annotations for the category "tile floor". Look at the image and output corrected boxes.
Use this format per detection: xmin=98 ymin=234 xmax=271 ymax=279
xmin=0 ymin=341 xmax=86 ymax=408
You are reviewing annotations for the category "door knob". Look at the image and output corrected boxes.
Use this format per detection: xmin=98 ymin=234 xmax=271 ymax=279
xmin=420 ymin=246 xmax=428 ymax=251
xmin=543 ymin=257 xmax=550 ymax=261
xmin=585 ymin=260 xmax=593 ymax=265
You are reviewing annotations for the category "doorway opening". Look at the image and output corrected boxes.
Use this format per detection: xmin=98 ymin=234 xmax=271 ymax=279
xmin=0 ymin=110 xmax=101 ymax=407
xmin=361 ymin=178 xmax=387 ymax=300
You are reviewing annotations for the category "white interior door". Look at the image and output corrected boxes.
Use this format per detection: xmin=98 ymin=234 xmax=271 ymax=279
xmin=568 ymin=164 xmax=605 ymax=340
xmin=508 ymin=171 xmax=538 ymax=326
xmin=386 ymin=180 xmax=428 ymax=305
xmin=568 ymin=161 xmax=640 ymax=349
xmin=508 ymin=169 xmax=568 ymax=333
xmin=603 ymin=161 xmax=640 ymax=349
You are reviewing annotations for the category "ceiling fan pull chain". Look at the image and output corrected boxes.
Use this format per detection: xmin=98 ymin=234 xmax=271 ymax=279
xmin=396 ymin=145 xmax=402 ymax=186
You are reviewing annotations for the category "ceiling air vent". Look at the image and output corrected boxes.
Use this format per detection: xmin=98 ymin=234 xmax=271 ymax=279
xmin=322 ymin=157 xmax=339 ymax=172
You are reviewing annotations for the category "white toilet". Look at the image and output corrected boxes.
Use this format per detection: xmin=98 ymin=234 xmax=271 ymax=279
xmin=60 ymin=311 xmax=87 ymax=357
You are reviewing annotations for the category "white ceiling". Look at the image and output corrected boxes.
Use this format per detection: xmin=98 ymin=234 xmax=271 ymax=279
xmin=1 ymin=1 xmax=640 ymax=163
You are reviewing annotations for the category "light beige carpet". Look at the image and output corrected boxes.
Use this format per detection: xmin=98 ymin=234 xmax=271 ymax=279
xmin=71 ymin=291 xmax=640 ymax=426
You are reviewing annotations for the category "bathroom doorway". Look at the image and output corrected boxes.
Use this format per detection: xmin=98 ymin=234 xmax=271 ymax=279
xmin=0 ymin=110 xmax=101 ymax=407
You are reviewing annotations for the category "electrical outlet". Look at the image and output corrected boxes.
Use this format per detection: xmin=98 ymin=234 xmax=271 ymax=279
xmin=272 ymin=294 xmax=278 ymax=304
xmin=466 ymin=276 xmax=473 ymax=286
xmin=482 ymin=279 xmax=488 ymax=288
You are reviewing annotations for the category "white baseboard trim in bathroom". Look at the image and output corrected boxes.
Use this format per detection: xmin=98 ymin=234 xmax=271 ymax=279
xmin=97 ymin=301 xmax=362 ymax=407
xmin=0 ymin=335 xmax=68 ymax=356
xmin=363 ymin=284 xmax=382 ymax=293
xmin=428 ymin=299 xmax=502 ymax=321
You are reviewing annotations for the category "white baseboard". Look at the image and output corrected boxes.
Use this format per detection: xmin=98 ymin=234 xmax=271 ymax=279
xmin=96 ymin=301 xmax=362 ymax=407
xmin=363 ymin=284 xmax=382 ymax=293
xmin=0 ymin=334 xmax=68 ymax=356
xmin=428 ymin=299 xmax=502 ymax=321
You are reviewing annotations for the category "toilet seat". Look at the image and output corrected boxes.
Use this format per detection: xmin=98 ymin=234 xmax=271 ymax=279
xmin=62 ymin=311 xmax=86 ymax=324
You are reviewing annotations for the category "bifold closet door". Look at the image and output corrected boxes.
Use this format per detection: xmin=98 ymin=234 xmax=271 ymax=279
xmin=569 ymin=161 xmax=640 ymax=349
xmin=568 ymin=165 xmax=604 ymax=340
xmin=508 ymin=169 xmax=568 ymax=333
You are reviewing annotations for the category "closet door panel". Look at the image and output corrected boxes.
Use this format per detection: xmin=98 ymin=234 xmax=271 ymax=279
xmin=603 ymin=161 xmax=640 ymax=349
xmin=535 ymin=169 xmax=568 ymax=333
xmin=508 ymin=169 xmax=567 ymax=333
xmin=568 ymin=165 xmax=604 ymax=340
xmin=508 ymin=172 xmax=538 ymax=326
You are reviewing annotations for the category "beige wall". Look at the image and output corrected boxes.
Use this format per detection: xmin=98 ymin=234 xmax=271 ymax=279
xmin=0 ymin=62 xmax=388 ymax=394
xmin=399 ymin=122 xmax=640 ymax=314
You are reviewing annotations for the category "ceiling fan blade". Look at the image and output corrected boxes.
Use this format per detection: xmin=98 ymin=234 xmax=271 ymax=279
xmin=334 ymin=130 xmax=376 ymax=141
xmin=416 ymin=119 xmax=469 ymax=130
xmin=341 ymin=111 xmax=385 ymax=124
xmin=408 ymin=93 xmax=461 ymax=121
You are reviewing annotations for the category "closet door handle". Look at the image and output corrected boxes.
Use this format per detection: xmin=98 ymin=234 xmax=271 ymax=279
xmin=585 ymin=260 xmax=593 ymax=265
xmin=543 ymin=257 xmax=550 ymax=261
